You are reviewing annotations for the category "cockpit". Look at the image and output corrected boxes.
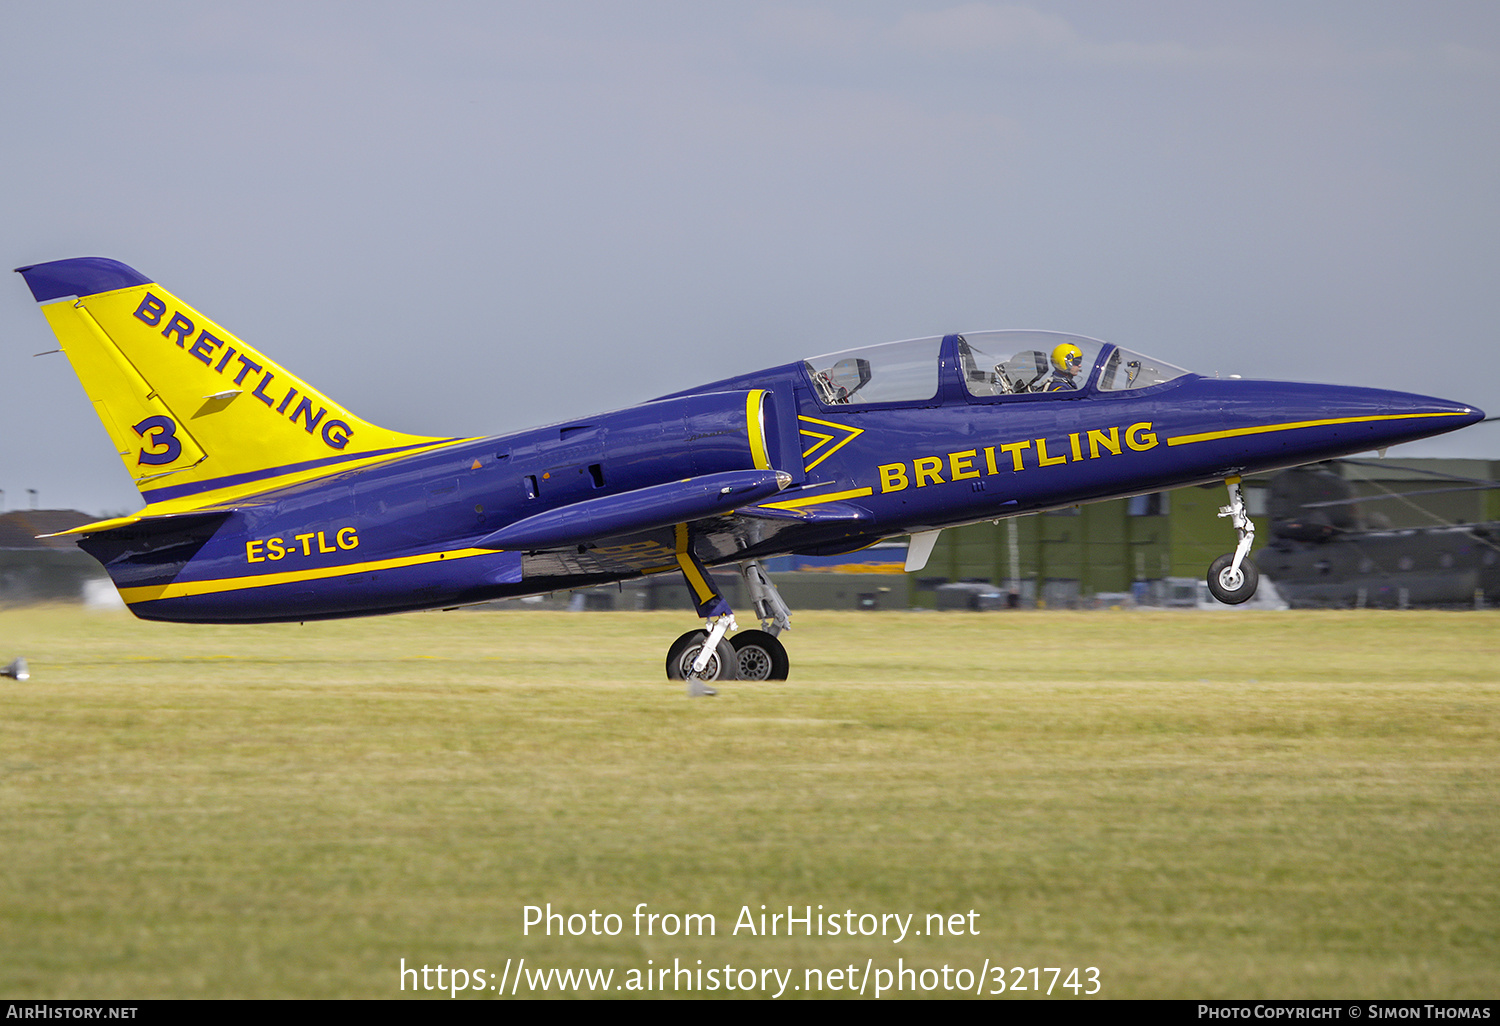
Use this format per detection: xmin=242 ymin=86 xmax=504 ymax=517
xmin=803 ymin=331 xmax=1190 ymax=406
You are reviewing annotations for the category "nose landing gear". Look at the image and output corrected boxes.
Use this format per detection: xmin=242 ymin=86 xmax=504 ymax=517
xmin=1208 ymin=475 xmax=1260 ymax=604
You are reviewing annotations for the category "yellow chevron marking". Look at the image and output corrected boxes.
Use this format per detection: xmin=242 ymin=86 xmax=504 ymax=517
xmin=799 ymin=415 xmax=863 ymax=472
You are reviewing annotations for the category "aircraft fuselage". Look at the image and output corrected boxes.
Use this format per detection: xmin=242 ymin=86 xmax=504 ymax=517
xmin=84 ymin=337 xmax=1480 ymax=623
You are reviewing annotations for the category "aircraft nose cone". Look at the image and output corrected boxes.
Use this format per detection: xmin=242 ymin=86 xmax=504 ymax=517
xmin=1319 ymin=387 xmax=1485 ymax=448
xmin=1375 ymin=392 xmax=1484 ymax=433
xmin=1453 ymin=402 xmax=1485 ymax=425
xmin=1168 ymin=380 xmax=1486 ymax=472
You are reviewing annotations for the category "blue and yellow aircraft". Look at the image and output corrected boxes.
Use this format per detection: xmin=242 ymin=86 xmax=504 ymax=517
xmin=15 ymin=257 xmax=1486 ymax=692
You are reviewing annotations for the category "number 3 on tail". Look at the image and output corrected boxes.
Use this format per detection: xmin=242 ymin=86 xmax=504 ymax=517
xmin=133 ymin=415 xmax=182 ymax=466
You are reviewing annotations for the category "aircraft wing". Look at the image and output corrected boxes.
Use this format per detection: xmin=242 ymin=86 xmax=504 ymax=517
xmin=505 ymin=487 xmax=877 ymax=584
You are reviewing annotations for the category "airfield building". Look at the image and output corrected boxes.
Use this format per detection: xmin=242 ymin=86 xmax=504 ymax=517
xmin=7 ymin=458 xmax=1497 ymax=612
xmin=0 ymin=510 xmax=114 ymax=606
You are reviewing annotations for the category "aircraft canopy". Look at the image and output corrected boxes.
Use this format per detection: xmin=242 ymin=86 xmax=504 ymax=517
xmin=803 ymin=331 xmax=1190 ymax=406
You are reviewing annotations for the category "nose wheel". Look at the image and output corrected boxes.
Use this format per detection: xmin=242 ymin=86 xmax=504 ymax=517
xmin=1207 ymin=552 xmax=1259 ymax=604
xmin=1208 ymin=475 xmax=1259 ymax=605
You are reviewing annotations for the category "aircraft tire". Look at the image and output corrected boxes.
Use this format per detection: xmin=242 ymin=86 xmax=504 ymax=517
xmin=730 ymin=630 xmax=790 ymax=681
xmin=1207 ymin=553 xmax=1260 ymax=605
xmin=666 ymin=631 xmax=739 ymax=682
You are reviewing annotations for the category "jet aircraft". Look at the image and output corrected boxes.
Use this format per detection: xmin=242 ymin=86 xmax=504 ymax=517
xmin=14 ymin=257 xmax=1486 ymax=692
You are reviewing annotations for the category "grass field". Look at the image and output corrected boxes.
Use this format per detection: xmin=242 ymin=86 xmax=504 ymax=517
xmin=1 ymin=605 xmax=1496 ymax=999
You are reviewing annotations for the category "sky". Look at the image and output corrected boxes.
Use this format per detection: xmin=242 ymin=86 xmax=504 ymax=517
xmin=3 ymin=1 xmax=1498 ymax=516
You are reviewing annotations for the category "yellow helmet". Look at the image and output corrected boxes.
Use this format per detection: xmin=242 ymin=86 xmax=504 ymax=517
xmin=1051 ymin=342 xmax=1083 ymax=375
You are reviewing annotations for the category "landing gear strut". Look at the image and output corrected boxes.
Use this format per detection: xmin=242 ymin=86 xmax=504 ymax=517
xmin=731 ymin=561 xmax=790 ymax=681
xmin=1208 ymin=475 xmax=1259 ymax=604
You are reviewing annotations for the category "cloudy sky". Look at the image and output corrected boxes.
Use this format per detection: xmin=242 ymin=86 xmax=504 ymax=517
xmin=3 ymin=1 xmax=1497 ymax=515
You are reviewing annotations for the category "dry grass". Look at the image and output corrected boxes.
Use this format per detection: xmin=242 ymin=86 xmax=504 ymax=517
xmin=1 ymin=606 xmax=1496 ymax=998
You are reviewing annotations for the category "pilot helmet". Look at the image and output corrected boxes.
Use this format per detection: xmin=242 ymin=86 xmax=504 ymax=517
xmin=1051 ymin=342 xmax=1084 ymax=376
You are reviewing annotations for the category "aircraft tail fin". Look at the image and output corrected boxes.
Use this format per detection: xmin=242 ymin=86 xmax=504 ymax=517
xmin=16 ymin=258 xmax=458 ymax=507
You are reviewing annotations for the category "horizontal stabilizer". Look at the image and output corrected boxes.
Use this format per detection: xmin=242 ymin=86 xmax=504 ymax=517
xmin=478 ymin=469 xmax=791 ymax=551
xmin=72 ymin=508 xmax=239 ymax=597
xmin=38 ymin=506 xmax=252 ymax=539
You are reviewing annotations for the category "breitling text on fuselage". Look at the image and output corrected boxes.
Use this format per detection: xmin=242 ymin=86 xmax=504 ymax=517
xmin=876 ymin=421 xmax=1158 ymax=492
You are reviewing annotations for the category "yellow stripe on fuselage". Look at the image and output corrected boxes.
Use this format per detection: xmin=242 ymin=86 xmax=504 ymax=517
xmin=746 ymin=389 xmax=771 ymax=471
xmin=1166 ymin=412 xmax=1470 ymax=447
xmin=138 ymin=437 xmax=475 ymax=509
xmin=758 ymin=486 xmax=874 ymax=510
xmin=116 ymin=546 xmax=500 ymax=604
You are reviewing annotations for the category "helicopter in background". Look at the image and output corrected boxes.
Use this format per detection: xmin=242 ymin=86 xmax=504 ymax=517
xmin=1258 ymin=459 xmax=1500 ymax=608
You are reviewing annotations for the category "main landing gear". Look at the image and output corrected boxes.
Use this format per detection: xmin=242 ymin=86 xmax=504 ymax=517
xmin=729 ymin=562 xmax=793 ymax=681
xmin=665 ymin=557 xmax=792 ymax=696
xmin=1208 ymin=475 xmax=1260 ymax=604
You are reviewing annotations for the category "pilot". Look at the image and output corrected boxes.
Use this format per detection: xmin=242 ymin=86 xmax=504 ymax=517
xmin=1047 ymin=342 xmax=1084 ymax=391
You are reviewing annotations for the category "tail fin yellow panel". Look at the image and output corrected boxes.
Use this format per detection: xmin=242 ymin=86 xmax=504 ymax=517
xmin=41 ymin=300 xmax=209 ymax=477
xmin=18 ymin=258 xmax=458 ymax=506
